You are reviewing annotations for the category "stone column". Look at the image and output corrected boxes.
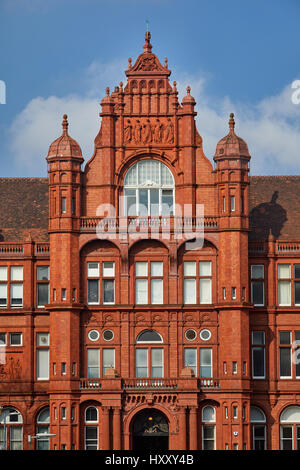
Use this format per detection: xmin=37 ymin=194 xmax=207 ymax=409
xmin=178 ymin=407 xmax=187 ymax=450
xmin=101 ymin=407 xmax=110 ymax=450
xmin=113 ymin=407 xmax=121 ymax=450
xmin=189 ymin=407 xmax=198 ymax=450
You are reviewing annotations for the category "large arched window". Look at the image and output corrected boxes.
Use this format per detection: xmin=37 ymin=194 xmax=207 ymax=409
xmin=202 ymin=405 xmax=216 ymax=450
xmin=124 ymin=160 xmax=174 ymax=216
xmin=0 ymin=407 xmax=23 ymax=450
xmin=280 ymin=405 xmax=300 ymax=450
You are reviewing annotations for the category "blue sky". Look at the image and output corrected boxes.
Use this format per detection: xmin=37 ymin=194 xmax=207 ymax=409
xmin=1 ymin=0 xmax=300 ymax=176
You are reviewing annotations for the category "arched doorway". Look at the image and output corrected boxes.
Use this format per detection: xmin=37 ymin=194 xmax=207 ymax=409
xmin=131 ymin=409 xmax=169 ymax=451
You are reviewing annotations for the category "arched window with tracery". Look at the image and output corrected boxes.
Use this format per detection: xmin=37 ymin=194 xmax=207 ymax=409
xmin=123 ymin=159 xmax=174 ymax=216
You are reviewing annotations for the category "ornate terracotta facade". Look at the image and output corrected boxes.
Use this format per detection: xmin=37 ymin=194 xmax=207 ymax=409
xmin=1 ymin=31 xmax=300 ymax=451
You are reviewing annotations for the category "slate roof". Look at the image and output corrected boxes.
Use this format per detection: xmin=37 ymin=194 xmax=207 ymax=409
xmin=0 ymin=178 xmax=49 ymax=242
xmin=0 ymin=175 xmax=299 ymax=242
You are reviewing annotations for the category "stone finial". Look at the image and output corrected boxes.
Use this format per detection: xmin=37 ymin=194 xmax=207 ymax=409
xmin=164 ymin=57 xmax=168 ymax=68
xmin=186 ymin=86 xmax=191 ymax=95
xmin=180 ymin=365 xmax=195 ymax=377
xmin=62 ymin=114 xmax=68 ymax=135
xmin=143 ymin=30 xmax=152 ymax=53
xmin=104 ymin=365 xmax=119 ymax=378
xmin=128 ymin=57 xmax=132 ymax=69
xmin=229 ymin=112 xmax=235 ymax=133
xmin=106 ymin=87 xmax=110 ymax=97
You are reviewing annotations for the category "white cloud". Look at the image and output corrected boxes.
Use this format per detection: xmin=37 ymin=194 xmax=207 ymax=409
xmin=7 ymin=61 xmax=300 ymax=176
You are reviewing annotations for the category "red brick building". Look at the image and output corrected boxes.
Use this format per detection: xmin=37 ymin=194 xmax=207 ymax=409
xmin=1 ymin=31 xmax=300 ymax=451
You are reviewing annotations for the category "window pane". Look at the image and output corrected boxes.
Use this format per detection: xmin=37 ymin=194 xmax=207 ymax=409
xmin=199 ymin=261 xmax=211 ymax=276
xmin=0 ymin=284 xmax=7 ymax=306
xmin=295 ymin=282 xmax=300 ymax=305
xmin=103 ymin=349 xmax=115 ymax=375
xmin=10 ymin=427 xmax=23 ymax=450
xmin=184 ymin=349 xmax=197 ymax=375
xmin=295 ymin=264 xmax=300 ymax=279
xmin=199 ymin=278 xmax=212 ymax=304
xmin=184 ymin=261 xmax=196 ymax=276
xmin=138 ymin=189 xmax=148 ymax=216
xmin=85 ymin=426 xmax=98 ymax=450
xmin=136 ymin=349 xmax=148 ymax=377
xmin=136 ymin=279 xmax=148 ymax=304
xmin=278 ymin=281 xmax=291 ymax=305
xmin=203 ymin=425 xmax=215 ymax=450
xmin=252 ymin=347 xmax=265 ymax=377
xmin=103 ymin=279 xmax=114 ymax=304
xmin=37 ymin=284 xmax=49 ymax=307
xmin=87 ymin=263 xmax=99 ymax=278
xmin=279 ymin=331 xmax=291 ymax=345
xmin=151 ymin=349 xmax=163 ymax=378
xmin=0 ymin=267 xmax=7 ymax=281
xmin=151 ymin=261 xmax=163 ymax=277
xmin=151 ymin=279 xmax=163 ymax=304
xmin=86 ymin=407 xmax=98 ymax=422
xmin=87 ymin=279 xmax=99 ymax=304
xmin=10 ymin=284 xmax=23 ymax=306
xmin=87 ymin=349 xmax=99 ymax=378
xmin=279 ymin=348 xmax=291 ymax=377
xmin=37 ymin=349 xmax=49 ymax=380
xmin=10 ymin=266 xmax=23 ymax=281
xmin=184 ymin=279 xmax=196 ymax=304
xmin=136 ymin=262 xmax=148 ymax=277
xmin=37 ymin=333 xmax=49 ymax=346
xmin=150 ymin=189 xmax=159 ymax=216
xmin=251 ymin=265 xmax=264 ymax=279
xmin=200 ymin=349 xmax=212 ymax=378
xmin=161 ymin=190 xmax=173 ymax=215
xmin=37 ymin=266 xmax=49 ymax=281
xmin=10 ymin=333 xmax=22 ymax=345
xmin=252 ymin=281 xmax=264 ymax=305
xmin=103 ymin=262 xmax=114 ymax=277
xmin=125 ymin=189 xmax=137 ymax=216
xmin=252 ymin=331 xmax=265 ymax=345
xmin=278 ymin=264 xmax=291 ymax=279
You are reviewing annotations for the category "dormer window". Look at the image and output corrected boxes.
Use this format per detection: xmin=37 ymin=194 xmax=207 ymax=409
xmin=123 ymin=160 xmax=174 ymax=216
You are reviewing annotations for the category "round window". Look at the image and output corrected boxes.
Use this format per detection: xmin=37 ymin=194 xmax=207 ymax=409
xmin=102 ymin=329 xmax=114 ymax=341
xmin=88 ymin=330 xmax=100 ymax=341
xmin=200 ymin=329 xmax=211 ymax=341
xmin=185 ymin=329 xmax=197 ymax=341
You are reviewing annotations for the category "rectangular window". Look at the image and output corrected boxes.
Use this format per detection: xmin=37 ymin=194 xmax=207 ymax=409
xmin=279 ymin=331 xmax=292 ymax=378
xmin=278 ymin=264 xmax=291 ymax=306
xmin=151 ymin=278 xmax=163 ymax=304
xmin=136 ymin=349 xmax=148 ymax=378
xmin=102 ymin=349 xmax=115 ymax=376
xmin=136 ymin=279 xmax=148 ymax=304
xmin=184 ymin=348 xmax=197 ymax=376
xmin=10 ymin=427 xmax=23 ymax=450
xmin=231 ymin=287 xmax=236 ymax=300
xmin=230 ymin=196 xmax=235 ymax=212
xmin=253 ymin=425 xmax=266 ymax=450
xmin=280 ymin=426 xmax=293 ymax=450
xmin=37 ymin=349 xmax=49 ymax=380
xmin=10 ymin=332 xmax=22 ymax=346
xmin=103 ymin=279 xmax=114 ymax=304
xmin=232 ymin=362 xmax=237 ymax=374
xmin=200 ymin=349 xmax=212 ymax=378
xmin=87 ymin=349 xmax=100 ymax=378
xmin=61 ymin=288 xmax=67 ymax=301
xmin=61 ymin=197 xmax=66 ymax=214
xmin=61 ymin=362 xmax=66 ymax=375
xmin=202 ymin=426 xmax=215 ymax=450
xmin=184 ymin=262 xmax=196 ymax=304
xmin=199 ymin=262 xmax=212 ymax=304
xmin=37 ymin=266 xmax=49 ymax=307
xmin=10 ymin=284 xmax=23 ymax=307
xmin=0 ymin=267 xmax=7 ymax=308
xmin=0 ymin=332 xmax=6 ymax=346
xmin=85 ymin=427 xmax=98 ymax=450
xmin=88 ymin=279 xmax=99 ymax=304
xmin=252 ymin=331 xmax=265 ymax=379
xmin=251 ymin=265 xmax=264 ymax=306
xmin=151 ymin=348 xmax=163 ymax=378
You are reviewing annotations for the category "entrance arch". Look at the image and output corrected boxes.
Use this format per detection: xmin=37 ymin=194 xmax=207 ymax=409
xmin=131 ymin=409 xmax=169 ymax=451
